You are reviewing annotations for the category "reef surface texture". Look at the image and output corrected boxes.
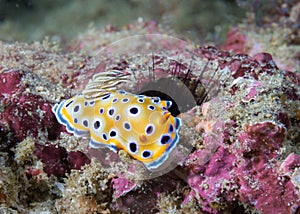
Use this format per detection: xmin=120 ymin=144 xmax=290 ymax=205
xmin=0 ymin=3 xmax=300 ymax=214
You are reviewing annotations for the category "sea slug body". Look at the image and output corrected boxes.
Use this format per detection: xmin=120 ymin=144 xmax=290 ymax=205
xmin=52 ymin=71 xmax=182 ymax=170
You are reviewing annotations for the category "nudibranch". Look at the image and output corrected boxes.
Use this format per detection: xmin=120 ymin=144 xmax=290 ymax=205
xmin=52 ymin=70 xmax=182 ymax=170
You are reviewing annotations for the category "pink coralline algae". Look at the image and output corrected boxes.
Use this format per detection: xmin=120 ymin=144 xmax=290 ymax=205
xmin=236 ymin=122 xmax=299 ymax=213
xmin=199 ymin=46 xmax=299 ymax=102
xmin=242 ymin=80 xmax=264 ymax=102
xmin=200 ymin=46 xmax=278 ymax=79
xmin=34 ymin=143 xmax=90 ymax=177
xmin=185 ymin=146 xmax=237 ymax=213
xmin=280 ymin=153 xmax=300 ymax=174
xmin=237 ymin=156 xmax=299 ymax=214
xmin=112 ymin=177 xmax=137 ymax=199
xmin=220 ymin=27 xmax=249 ymax=54
xmin=182 ymin=46 xmax=300 ymax=213
xmin=220 ymin=18 xmax=300 ymax=72
xmin=238 ymin=122 xmax=286 ymax=155
xmin=0 ymin=70 xmax=62 ymax=147
xmin=184 ymin=120 xmax=300 ymax=213
xmin=68 ymin=150 xmax=91 ymax=170
xmin=34 ymin=143 xmax=70 ymax=177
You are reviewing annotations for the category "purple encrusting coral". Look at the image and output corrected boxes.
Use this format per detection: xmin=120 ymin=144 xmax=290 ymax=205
xmin=0 ymin=8 xmax=299 ymax=213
